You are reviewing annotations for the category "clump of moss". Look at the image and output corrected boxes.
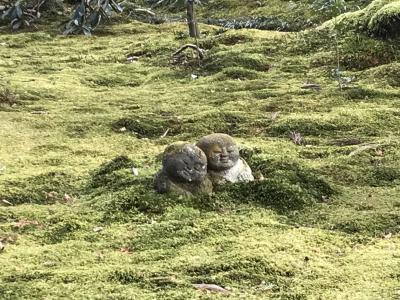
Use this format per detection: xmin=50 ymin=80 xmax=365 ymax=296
xmin=217 ymin=158 xmax=335 ymax=213
xmin=203 ymin=51 xmax=270 ymax=73
xmin=369 ymin=62 xmax=400 ymax=87
xmin=322 ymin=145 xmax=400 ymax=186
xmin=0 ymin=172 xmax=80 ymax=205
xmin=368 ymin=1 xmax=400 ymax=38
xmin=339 ymin=34 xmax=398 ymax=70
xmin=318 ymin=0 xmax=391 ymax=31
xmin=330 ymin=211 xmax=400 ymax=235
xmin=90 ymin=181 xmax=184 ymax=219
xmin=108 ymin=269 xmax=179 ymax=289
xmin=186 ymin=111 xmax=251 ymax=136
xmin=344 ymin=87 xmax=377 ymax=100
xmin=83 ymin=73 xmax=144 ymax=88
xmin=89 ymin=155 xmax=136 ymax=189
xmin=0 ymin=87 xmax=18 ymax=108
xmin=41 ymin=218 xmax=83 ymax=244
xmin=213 ymin=67 xmax=261 ymax=81
xmin=187 ymin=256 xmax=295 ymax=287
xmin=267 ymin=116 xmax=350 ymax=137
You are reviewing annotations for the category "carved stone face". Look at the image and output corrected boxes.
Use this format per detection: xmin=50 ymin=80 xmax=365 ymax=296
xmin=197 ymin=133 xmax=240 ymax=171
xmin=163 ymin=144 xmax=207 ymax=183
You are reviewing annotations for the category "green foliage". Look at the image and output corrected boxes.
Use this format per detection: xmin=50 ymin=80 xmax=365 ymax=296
xmin=64 ymin=0 xmax=123 ymax=35
xmin=1 ymin=0 xmax=45 ymax=30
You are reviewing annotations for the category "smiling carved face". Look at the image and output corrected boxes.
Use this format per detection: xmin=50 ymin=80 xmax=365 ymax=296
xmin=163 ymin=144 xmax=208 ymax=183
xmin=197 ymin=133 xmax=240 ymax=171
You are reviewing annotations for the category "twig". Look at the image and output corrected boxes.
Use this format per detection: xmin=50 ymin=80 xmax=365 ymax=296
xmin=160 ymin=128 xmax=170 ymax=138
xmin=130 ymin=8 xmax=155 ymax=17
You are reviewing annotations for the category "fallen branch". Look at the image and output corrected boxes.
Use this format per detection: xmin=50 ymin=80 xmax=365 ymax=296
xmin=349 ymin=143 xmax=380 ymax=157
xmin=130 ymin=8 xmax=155 ymax=17
xmin=173 ymin=44 xmax=205 ymax=60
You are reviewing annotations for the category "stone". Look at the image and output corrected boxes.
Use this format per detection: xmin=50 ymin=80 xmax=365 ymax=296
xmin=196 ymin=133 xmax=254 ymax=185
xmin=154 ymin=143 xmax=213 ymax=196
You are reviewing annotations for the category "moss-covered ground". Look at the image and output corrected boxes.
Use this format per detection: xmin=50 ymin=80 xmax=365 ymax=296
xmin=1 ymin=3 xmax=400 ymax=298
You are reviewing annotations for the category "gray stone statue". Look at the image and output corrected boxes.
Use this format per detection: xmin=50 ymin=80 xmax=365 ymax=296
xmin=154 ymin=143 xmax=213 ymax=196
xmin=196 ymin=133 xmax=254 ymax=185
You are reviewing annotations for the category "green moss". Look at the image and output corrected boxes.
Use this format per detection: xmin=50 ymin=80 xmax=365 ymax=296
xmin=0 ymin=172 xmax=81 ymax=205
xmin=203 ymin=51 xmax=270 ymax=73
xmin=368 ymin=1 xmax=400 ymax=38
xmin=112 ymin=115 xmax=183 ymax=139
xmin=368 ymin=62 xmax=400 ymax=87
xmin=1 ymin=12 xmax=400 ymax=300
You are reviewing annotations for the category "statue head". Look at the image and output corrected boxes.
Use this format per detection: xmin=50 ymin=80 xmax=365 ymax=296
xmin=162 ymin=143 xmax=208 ymax=183
xmin=196 ymin=133 xmax=240 ymax=171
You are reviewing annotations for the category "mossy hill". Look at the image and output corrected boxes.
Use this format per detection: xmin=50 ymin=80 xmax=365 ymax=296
xmin=1 ymin=0 xmax=400 ymax=299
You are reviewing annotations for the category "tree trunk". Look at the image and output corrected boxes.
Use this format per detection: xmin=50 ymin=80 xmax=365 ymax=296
xmin=186 ymin=0 xmax=199 ymax=38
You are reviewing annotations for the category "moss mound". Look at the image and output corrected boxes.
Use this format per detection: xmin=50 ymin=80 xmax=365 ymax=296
xmin=112 ymin=115 xmax=183 ymax=139
xmin=368 ymin=1 xmax=400 ymax=38
xmin=319 ymin=0 xmax=400 ymax=39
xmin=322 ymin=143 xmax=400 ymax=186
xmin=217 ymin=159 xmax=335 ymax=213
xmin=0 ymin=172 xmax=80 ymax=205
xmin=369 ymin=62 xmax=400 ymax=86
xmin=203 ymin=51 xmax=270 ymax=74
xmin=89 ymin=155 xmax=137 ymax=189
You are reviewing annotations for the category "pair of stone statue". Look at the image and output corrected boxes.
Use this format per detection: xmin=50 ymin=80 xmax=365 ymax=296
xmin=154 ymin=133 xmax=254 ymax=196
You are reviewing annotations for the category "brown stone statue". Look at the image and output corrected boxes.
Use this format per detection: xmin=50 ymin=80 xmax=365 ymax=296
xmin=196 ymin=133 xmax=254 ymax=185
xmin=154 ymin=143 xmax=213 ymax=196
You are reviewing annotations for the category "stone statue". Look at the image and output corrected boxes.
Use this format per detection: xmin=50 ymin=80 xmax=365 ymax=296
xmin=196 ymin=133 xmax=254 ymax=185
xmin=154 ymin=143 xmax=213 ymax=196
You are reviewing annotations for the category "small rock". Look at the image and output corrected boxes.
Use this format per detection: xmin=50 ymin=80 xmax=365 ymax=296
xmin=0 ymin=241 xmax=4 ymax=251
xmin=384 ymin=232 xmax=392 ymax=239
xmin=254 ymin=171 xmax=265 ymax=181
xmin=127 ymin=56 xmax=139 ymax=63
xmin=93 ymin=227 xmax=104 ymax=233
xmin=62 ymin=193 xmax=74 ymax=203
xmin=131 ymin=167 xmax=139 ymax=176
